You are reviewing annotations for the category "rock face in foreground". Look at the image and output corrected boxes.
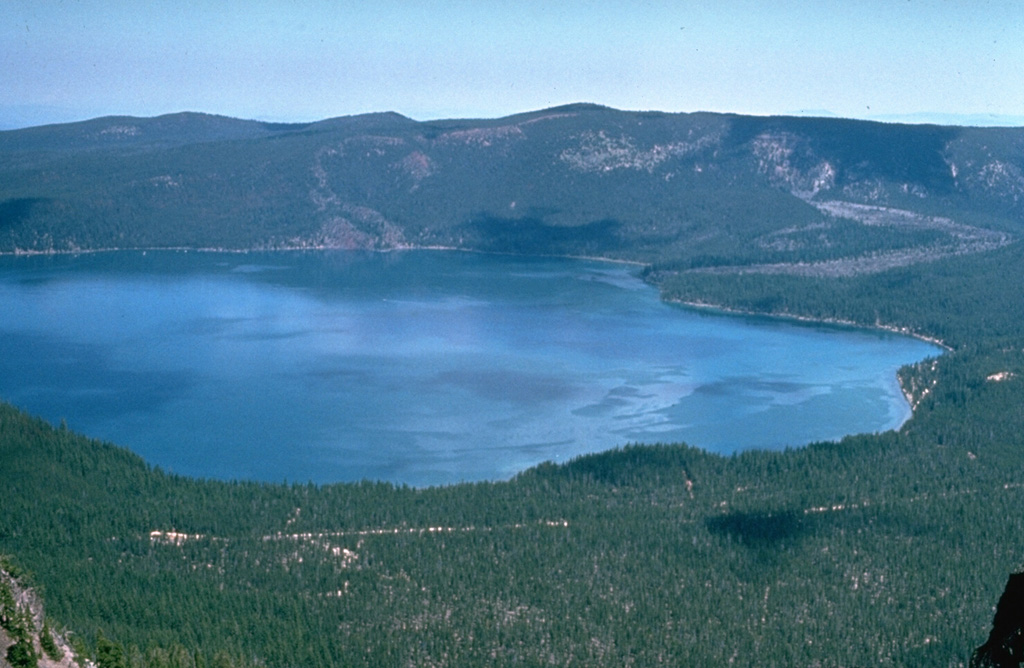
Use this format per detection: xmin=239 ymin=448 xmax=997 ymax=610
xmin=1 ymin=566 xmax=79 ymax=668
xmin=972 ymin=573 xmax=1024 ymax=667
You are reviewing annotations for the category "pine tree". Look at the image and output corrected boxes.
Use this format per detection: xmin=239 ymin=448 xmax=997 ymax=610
xmin=5 ymin=638 xmax=38 ymax=668
xmin=39 ymin=619 xmax=64 ymax=661
xmin=96 ymin=631 xmax=128 ymax=668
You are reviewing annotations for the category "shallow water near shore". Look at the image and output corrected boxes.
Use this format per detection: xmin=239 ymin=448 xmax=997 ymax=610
xmin=0 ymin=250 xmax=940 ymax=486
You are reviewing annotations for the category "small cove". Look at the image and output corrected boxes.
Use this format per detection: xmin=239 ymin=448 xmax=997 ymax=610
xmin=0 ymin=249 xmax=941 ymax=487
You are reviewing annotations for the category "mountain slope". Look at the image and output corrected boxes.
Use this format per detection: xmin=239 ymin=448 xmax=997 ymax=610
xmin=1 ymin=107 xmax=1021 ymax=270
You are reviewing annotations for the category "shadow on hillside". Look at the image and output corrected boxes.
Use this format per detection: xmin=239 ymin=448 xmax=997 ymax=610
xmin=705 ymin=509 xmax=807 ymax=548
xmin=463 ymin=216 xmax=621 ymax=255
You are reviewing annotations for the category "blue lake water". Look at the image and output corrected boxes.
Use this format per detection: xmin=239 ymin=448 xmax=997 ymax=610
xmin=0 ymin=250 xmax=940 ymax=487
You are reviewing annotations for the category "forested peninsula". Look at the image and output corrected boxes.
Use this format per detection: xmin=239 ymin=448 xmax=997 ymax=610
xmin=2 ymin=105 xmax=1024 ymax=666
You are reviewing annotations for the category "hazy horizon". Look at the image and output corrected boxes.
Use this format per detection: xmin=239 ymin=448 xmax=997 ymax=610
xmin=4 ymin=1 xmax=1023 ymax=130
xmin=4 ymin=103 xmax=1024 ymax=133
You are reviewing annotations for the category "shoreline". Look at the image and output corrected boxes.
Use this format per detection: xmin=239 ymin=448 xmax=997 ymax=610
xmin=665 ymin=298 xmax=950 ymax=426
xmin=667 ymin=298 xmax=951 ymax=352
xmin=0 ymin=242 xmax=646 ymax=267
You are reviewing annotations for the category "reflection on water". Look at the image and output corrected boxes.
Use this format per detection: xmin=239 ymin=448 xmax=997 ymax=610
xmin=0 ymin=250 xmax=940 ymax=486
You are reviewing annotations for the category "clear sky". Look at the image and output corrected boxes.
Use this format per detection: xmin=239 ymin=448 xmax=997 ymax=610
xmin=2 ymin=0 xmax=1023 ymax=128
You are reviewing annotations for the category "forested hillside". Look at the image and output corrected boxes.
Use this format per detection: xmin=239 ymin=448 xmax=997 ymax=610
xmin=2 ymin=106 xmax=1022 ymax=270
xmin=2 ymin=107 xmax=1024 ymax=666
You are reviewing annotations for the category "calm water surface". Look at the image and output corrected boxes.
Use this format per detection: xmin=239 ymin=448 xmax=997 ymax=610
xmin=0 ymin=250 xmax=940 ymax=486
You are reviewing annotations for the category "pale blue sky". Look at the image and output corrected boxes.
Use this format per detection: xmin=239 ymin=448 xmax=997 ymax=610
xmin=2 ymin=0 xmax=1022 ymax=128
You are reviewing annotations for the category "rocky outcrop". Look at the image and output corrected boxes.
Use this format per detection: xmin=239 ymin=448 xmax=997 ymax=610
xmin=1 ymin=566 xmax=80 ymax=668
xmin=972 ymin=573 xmax=1024 ymax=668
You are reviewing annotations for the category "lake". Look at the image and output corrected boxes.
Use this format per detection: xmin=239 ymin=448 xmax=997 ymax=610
xmin=0 ymin=250 xmax=940 ymax=487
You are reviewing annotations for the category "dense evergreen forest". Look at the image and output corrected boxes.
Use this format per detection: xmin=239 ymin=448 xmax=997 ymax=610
xmin=2 ymin=107 xmax=1024 ymax=666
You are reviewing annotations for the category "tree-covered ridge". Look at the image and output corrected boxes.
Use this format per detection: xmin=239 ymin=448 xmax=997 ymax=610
xmin=654 ymin=238 xmax=1024 ymax=351
xmin=0 ymin=107 xmax=1021 ymax=268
